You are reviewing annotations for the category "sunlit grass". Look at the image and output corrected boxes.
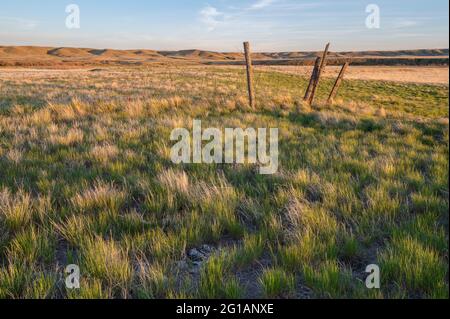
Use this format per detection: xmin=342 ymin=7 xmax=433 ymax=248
xmin=0 ymin=65 xmax=448 ymax=299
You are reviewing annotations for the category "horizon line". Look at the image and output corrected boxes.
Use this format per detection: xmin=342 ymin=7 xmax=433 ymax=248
xmin=1 ymin=43 xmax=449 ymax=54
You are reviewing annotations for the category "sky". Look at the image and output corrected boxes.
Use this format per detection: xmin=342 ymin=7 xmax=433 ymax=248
xmin=0 ymin=0 xmax=448 ymax=52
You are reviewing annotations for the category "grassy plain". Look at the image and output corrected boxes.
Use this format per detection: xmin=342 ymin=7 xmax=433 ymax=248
xmin=0 ymin=65 xmax=448 ymax=298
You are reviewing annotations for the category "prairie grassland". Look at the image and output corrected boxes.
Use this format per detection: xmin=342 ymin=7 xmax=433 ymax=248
xmin=0 ymin=65 xmax=448 ymax=299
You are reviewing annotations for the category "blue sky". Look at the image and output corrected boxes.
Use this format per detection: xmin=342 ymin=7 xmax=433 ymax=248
xmin=0 ymin=0 xmax=448 ymax=51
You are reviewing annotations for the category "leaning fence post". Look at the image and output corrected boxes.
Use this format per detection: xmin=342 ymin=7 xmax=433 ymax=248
xmin=304 ymin=57 xmax=321 ymax=101
xmin=308 ymin=43 xmax=330 ymax=105
xmin=243 ymin=41 xmax=255 ymax=109
xmin=327 ymin=62 xmax=350 ymax=104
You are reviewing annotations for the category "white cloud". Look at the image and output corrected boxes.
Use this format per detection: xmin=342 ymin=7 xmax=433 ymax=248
xmin=199 ymin=0 xmax=278 ymax=31
xmin=200 ymin=5 xmax=224 ymax=31
xmin=0 ymin=16 xmax=38 ymax=30
xmin=393 ymin=18 xmax=418 ymax=29
xmin=250 ymin=0 xmax=277 ymax=10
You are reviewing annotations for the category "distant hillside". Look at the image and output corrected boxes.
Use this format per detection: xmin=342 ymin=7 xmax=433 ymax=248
xmin=0 ymin=46 xmax=448 ymax=67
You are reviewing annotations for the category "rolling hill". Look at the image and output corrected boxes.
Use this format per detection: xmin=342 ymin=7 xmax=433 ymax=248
xmin=0 ymin=45 xmax=448 ymax=67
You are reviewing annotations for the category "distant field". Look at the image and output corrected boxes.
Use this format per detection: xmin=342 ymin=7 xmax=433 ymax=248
xmin=2 ymin=64 xmax=449 ymax=86
xmin=256 ymin=66 xmax=449 ymax=85
xmin=0 ymin=65 xmax=448 ymax=299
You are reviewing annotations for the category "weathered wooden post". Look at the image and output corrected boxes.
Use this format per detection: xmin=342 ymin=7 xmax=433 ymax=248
xmin=304 ymin=57 xmax=321 ymax=101
xmin=327 ymin=62 xmax=350 ymax=104
xmin=308 ymin=43 xmax=330 ymax=105
xmin=243 ymin=41 xmax=255 ymax=109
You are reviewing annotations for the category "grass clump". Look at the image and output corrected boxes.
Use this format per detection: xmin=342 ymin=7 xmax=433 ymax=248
xmin=134 ymin=259 xmax=170 ymax=299
xmin=71 ymin=180 xmax=127 ymax=214
xmin=78 ymin=237 xmax=132 ymax=298
xmin=259 ymin=268 xmax=295 ymax=298
xmin=0 ymin=188 xmax=33 ymax=232
xmin=7 ymin=227 xmax=56 ymax=265
xmin=232 ymin=234 xmax=265 ymax=268
xmin=303 ymin=261 xmax=355 ymax=298
xmin=198 ymin=253 xmax=244 ymax=299
xmin=379 ymin=234 xmax=448 ymax=298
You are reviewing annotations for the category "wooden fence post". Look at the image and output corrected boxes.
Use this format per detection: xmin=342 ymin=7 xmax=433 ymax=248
xmin=308 ymin=43 xmax=330 ymax=105
xmin=304 ymin=57 xmax=321 ymax=101
xmin=243 ymin=42 xmax=255 ymax=109
xmin=327 ymin=62 xmax=350 ymax=104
